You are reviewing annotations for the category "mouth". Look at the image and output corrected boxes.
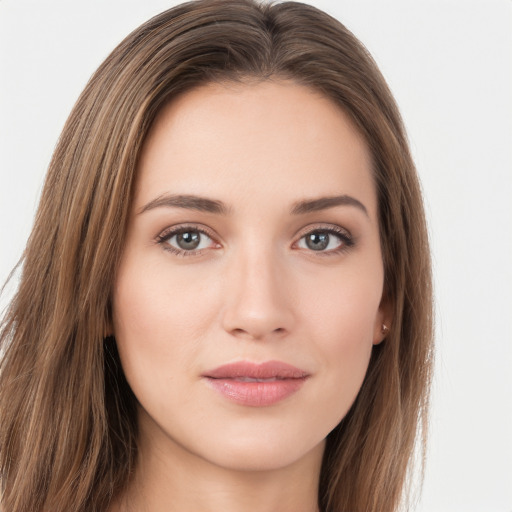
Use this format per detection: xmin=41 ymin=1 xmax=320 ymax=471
xmin=202 ymin=360 xmax=309 ymax=407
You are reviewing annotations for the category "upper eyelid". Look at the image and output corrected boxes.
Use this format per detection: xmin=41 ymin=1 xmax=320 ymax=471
xmin=155 ymin=222 xmax=353 ymax=250
xmin=157 ymin=222 xmax=351 ymax=237
xmin=155 ymin=225 xmax=220 ymax=256
xmin=293 ymin=222 xmax=352 ymax=239
xmin=157 ymin=223 xmax=218 ymax=240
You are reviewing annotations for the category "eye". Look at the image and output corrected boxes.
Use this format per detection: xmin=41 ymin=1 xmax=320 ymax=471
xmin=156 ymin=226 xmax=219 ymax=256
xmin=296 ymin=227 xmax=354 ymax=254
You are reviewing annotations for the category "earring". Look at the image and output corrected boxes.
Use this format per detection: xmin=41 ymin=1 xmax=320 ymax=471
xmin=381 ymin=324 xmax=389 ymax=336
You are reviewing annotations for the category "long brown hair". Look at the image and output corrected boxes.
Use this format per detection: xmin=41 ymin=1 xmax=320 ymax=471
xmin=0 ymin=1 xmax=433 ymax=510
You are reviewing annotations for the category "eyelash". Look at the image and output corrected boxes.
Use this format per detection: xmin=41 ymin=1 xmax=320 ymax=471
xmin=155 ymin=224 xmax=355 ymax=258
xmin=155 ymin=224 xmax=219 ymax=257
xmin=295 ymin=225 xmax=355 ymax=256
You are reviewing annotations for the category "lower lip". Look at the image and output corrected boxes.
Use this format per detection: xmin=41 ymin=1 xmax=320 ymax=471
xmin=204 ymin=378 xmax=307 ymax=407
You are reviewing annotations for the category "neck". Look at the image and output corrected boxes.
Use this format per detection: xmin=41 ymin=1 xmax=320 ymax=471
xmin=112 ymin=412 xmax=324 ymax=512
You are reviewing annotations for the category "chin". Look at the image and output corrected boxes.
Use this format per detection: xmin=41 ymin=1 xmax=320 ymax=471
xmin=177 ymin=414 xmax=330 ymax=474
xmin=199 ymin=435 xmax=326 ymax=473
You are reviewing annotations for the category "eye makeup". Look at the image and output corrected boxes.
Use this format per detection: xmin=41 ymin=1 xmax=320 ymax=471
xmin=293 ymin=223 xmax=355 ymax=257
xmin=155 ymin=223 xmax=220 ymax=257
xmin=154 ymin=221 xmax=355 ymax=259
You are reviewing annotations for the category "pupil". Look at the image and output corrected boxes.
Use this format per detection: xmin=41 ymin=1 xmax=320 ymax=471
xmin=306 ymin=232 xmax=329 ymax=251
xmin=177 ymin=231 xmax=200 ymax=250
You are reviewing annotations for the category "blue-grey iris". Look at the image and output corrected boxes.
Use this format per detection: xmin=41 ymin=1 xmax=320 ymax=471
xmin=305 ymin=232 xmax=329 ymax=251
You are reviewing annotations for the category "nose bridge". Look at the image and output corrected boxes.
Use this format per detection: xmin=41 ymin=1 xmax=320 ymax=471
xmin=222 ymin=239 xmax=293 ymax=340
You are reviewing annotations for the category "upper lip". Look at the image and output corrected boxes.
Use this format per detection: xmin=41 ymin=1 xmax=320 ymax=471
xmin=203 ymin=360 xmax=309 ymax=380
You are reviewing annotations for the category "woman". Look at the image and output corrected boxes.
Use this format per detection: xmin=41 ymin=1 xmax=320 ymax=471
xmin=0 ymin=0 xmax=433 ymax=511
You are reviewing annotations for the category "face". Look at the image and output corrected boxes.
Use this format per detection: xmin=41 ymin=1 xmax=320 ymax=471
xmin=112 ymin=81 xmax=389 ymax=473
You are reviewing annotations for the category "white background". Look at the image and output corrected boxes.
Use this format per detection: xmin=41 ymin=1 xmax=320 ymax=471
xmin=0 ymin=1 xmax=511 ymax=510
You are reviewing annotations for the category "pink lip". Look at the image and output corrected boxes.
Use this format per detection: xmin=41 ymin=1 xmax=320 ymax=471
xmin=202 ymin=361 xmax=309 ymax=407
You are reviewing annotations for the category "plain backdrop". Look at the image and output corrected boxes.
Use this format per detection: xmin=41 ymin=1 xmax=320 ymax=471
xmin=1 ymin=1 xmax=511 ymax=510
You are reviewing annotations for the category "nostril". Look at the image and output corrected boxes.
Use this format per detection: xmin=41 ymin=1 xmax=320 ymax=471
xmin=228 ymin=326 xmax=288 ymax=340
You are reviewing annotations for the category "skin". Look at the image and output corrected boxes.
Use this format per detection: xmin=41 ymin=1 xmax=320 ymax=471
xmin=111 ymin=80 xmax=391 ymax=512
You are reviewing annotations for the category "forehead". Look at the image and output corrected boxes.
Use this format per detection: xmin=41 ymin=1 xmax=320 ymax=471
xmin=135 ymin=80 xmax=376 ymax=218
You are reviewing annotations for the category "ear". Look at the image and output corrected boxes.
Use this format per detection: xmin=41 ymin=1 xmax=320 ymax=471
xmin=103 ymin=302 xmax=116 ymax=339
xmin=373 ymin=294 xmax=393 ymax=345
xmin=103 ymin=315 xmax=114 ymax=339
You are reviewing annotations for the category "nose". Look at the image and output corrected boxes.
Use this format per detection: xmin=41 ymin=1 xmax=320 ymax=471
xmin=221 ymin=246 xmax=295 ymax=341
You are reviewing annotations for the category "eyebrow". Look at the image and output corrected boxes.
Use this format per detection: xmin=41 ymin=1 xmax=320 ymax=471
xmin=138 ymin=194 xmax=230 ymax=215
xmin=138 ymin=193 xmax=368 ymax=217
xmin=291 ymin=195 xmax=368 ymax=216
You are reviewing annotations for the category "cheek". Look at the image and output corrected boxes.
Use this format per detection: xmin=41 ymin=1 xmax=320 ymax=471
xmin=302 ymin=261 xmax=383 ymax=344
xmin=113 ymin=254 xmax=215 ymax=339
xmin=299 ymin=264 xmax=382 ymax=415
xmin=111 ymin=258 xmax=205 ymax=392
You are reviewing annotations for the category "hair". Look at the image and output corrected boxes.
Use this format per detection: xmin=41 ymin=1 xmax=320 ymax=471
xmin=0 ymin=1 xmax=433 ymax=510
